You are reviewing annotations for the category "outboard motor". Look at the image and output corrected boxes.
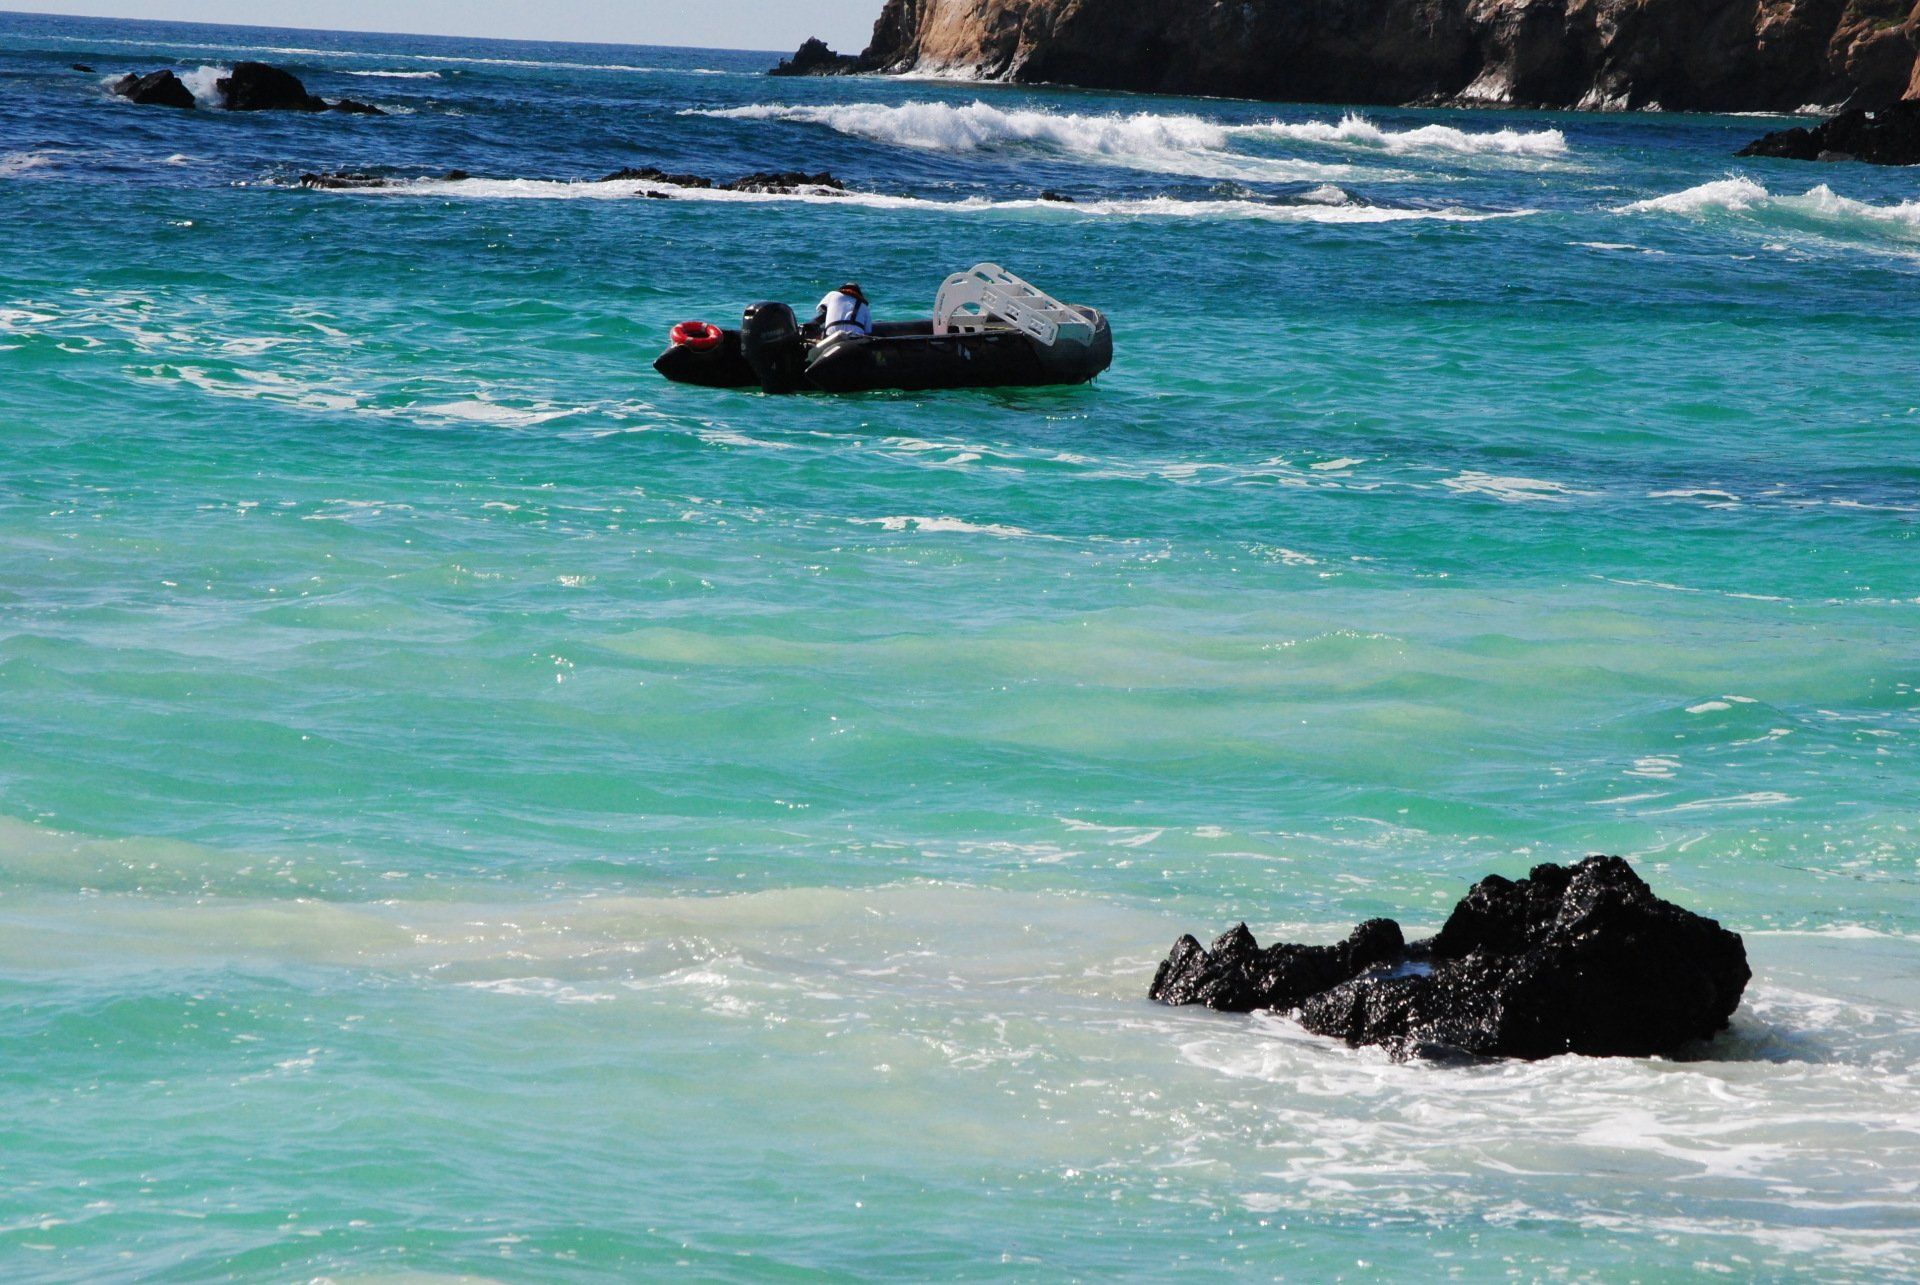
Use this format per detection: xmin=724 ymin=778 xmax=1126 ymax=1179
xmin=739 ymin=301 xmax=804 ymax=394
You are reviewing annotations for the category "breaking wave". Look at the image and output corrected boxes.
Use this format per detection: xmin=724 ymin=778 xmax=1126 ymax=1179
xmin=690 ymin=101 xmax=1568 ymax=179
xmin=179 ymin=64 xmax=230 ymax=108
xmin=1244 ymin=113 xmax=1568 ymax=157
xmin=313 ymin=173 xmax=1529 ymax=224
xmin=1620 ymin=179 xmax=1920 ymax=244
xmin=688 ymin=101 xmax=1355 ymax=181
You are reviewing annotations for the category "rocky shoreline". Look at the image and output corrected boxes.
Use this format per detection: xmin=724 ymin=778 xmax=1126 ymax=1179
xmin=780 ymin=0 xmax=1920 ymax=115
xmin=1739 ymin=101 xmax=1920 ymax=164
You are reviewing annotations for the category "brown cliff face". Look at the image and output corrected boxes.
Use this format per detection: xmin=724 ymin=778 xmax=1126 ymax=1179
xmin=850 ymin=0 xmax=1920 ymax=111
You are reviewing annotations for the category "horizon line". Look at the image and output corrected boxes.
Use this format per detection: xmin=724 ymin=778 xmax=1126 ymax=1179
xmin=0 ymin=7 xmax=799 ymax=56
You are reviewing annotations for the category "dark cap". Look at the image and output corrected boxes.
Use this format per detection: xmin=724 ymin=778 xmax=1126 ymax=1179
xmin=838 ymin=282 xmax=867 ymax=303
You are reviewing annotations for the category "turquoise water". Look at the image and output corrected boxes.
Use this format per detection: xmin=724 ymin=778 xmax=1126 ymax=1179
xmin=4 ymin=11 xmax=1920 ymax=1278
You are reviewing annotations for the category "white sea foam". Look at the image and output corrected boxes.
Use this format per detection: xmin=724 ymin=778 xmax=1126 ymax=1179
xmin=179 ymin=64 xmax=230 ymax=108
xmin=1621 ymin=179 xmax=1920 ymax=244
xmin=691 ymin=101 xmax=1566 ymax=182
xmin=342 ymin=69 xmax=443 ymax=79
xmin=0 ymin=151 xmax=53 ymax=178
xmin=327 ymin=174 xmax=1526 ymax=224
xmin=412 ymin=398 xmax=575 ymax=427
xmin=1440 ymin=471 xmax=1597 ymax=502
xmin=852 ymin=515 xmax=1045 ymax=539
xmin=688 ymin=101 xmax=1355 ymax=181
xmin=1243 ymin=113 xmax=1568 ymax=157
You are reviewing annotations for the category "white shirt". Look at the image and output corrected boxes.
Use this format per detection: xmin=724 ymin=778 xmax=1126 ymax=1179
xmin=817 ymin=290 xmax=872 ymax=336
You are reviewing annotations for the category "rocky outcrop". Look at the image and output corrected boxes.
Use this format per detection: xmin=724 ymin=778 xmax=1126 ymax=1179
xmin=1738 ymin=100 xmax=1920 ymax=161
xmin=111 ymin=70 xmax=196 ymax=110
xmin=723 ymin=170 xmax=846 ymax=193
xmin=598 ymin=166 xmax=846 ymax=194
xmin=838 ymin=0 xmax=1920 ymax=112
xmin=299 ymin=169 xmax=470 ymax=189
xmin=770 ymin=37 xmax=860 ymax=75
xmin=220 ymin=62 xmax=384 ymax=114
xmin=111 ymin=62 xmax=384 ymax=115
xmin=1151 ymin=917 xmax=1406 ymax=1010
xmin=220 ymin=61 xmax=326 ymax=110
xmin=601 ymin=165 xmax=710 ymax=186
xmin=1150 ymin=856 xmax=1751 ymax=1060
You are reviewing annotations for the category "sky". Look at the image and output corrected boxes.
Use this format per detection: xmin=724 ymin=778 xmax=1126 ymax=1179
xmin=0 ymin=1 xmax=879 ymax=53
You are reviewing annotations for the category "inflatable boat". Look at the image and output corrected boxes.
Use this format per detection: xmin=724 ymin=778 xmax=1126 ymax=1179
xmin=654 ymin=264 xmax=1112 ymax=394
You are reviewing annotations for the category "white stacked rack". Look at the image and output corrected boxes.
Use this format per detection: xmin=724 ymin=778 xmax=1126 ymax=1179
xmin=932 ymin=263 xmax=1099 ymax=348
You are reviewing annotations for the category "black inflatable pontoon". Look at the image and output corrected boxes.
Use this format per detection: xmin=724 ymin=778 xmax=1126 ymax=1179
xmin=654 ymin=263 xmax=1113 ymax=394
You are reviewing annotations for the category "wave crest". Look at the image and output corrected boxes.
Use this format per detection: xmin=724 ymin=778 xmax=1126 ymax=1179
xmin=179 ymin=64 xmax=230 ymax=108
xmin=1239 ymin=113 xmax=1568 ymax=157
xmin=688 ymin=101 xmax=1352 ymax=181
xmin=689 ymin=101 xmax=1567 ymax=180
xmin=1621 ymin=179 xmax=1920 ymax=243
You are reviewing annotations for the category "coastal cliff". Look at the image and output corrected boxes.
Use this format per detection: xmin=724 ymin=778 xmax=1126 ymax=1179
xmin=836 ymin=0 xmax=1920 ymax=112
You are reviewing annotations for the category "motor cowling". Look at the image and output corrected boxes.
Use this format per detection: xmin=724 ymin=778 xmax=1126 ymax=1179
xmin=739 ymin=301 xmax=804 ymax=394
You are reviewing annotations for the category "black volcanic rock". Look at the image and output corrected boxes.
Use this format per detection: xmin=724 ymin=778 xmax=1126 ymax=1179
xmin=298 ymin=168 xmax=468 ymax=189
xmin=219 ymin=61 xmax=327 ymax=111
xmin=112 ymin=61 xmax=383 ymax=115
xmin=721 ymin=170 xmax=845 ymax=193
xmin=300 ymin=170 xmax=392 ymax=189
xmin=1151 ymin=856 xmax=1750 ymax=1061
xmin=594 ymin=167 xmax=845 ymax=194
xmin=1738 ymin=102 xmax=1920 ymax=165
xmin=770 ymin=36 xmax=859 ymax=76
xmin=1150 ymin=917 xmax=1405 ymax=1010
xmin=218 ymin=62 xmax=386 ymax=114
xmin=71 ymin=63 xmax=95 ymax=73
xmin=600 ymin=166 xmax=713 ymax=187
xmin=1038 ymin=189 xmax=1076 ymax=202
xmin=111 ymin=70 xmax=196 ymax=110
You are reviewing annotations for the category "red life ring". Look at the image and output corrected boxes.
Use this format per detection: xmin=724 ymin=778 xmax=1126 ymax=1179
xmin=671 ymin=320 xmax=722 ymax=351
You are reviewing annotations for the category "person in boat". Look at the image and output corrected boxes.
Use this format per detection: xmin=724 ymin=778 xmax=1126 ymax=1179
xmin=813 ymin=282 xmax=872 ymax=339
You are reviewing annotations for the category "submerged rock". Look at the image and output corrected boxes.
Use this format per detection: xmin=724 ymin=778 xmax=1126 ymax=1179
xmin=769 ymin=37 xmax=859 ymax=76
xmin=1737 ymin=102 xmax=1920 ymax=166
xmin=71 ymin=62 xmax=96 ymax=73
xmin=298 ymin=168 xmax=468 ymax=189
xmin=1151 ymin=856 xmax=1750 ymax=1061
xmin=1038 ymin=189 xmax=1076 ymax=202
xmin=111 ymin=69 xmax=196 ymax=110
xmin=596 ymin=166 xmax=847 ymax=195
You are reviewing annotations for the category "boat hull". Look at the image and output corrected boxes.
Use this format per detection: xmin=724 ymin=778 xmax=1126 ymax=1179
xmin=653 ymin=313 xmax=1111 ymax=394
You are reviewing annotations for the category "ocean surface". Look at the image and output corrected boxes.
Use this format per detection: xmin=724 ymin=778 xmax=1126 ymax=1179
xmin=3 ymin=10 xmax=1919 ymax=1279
